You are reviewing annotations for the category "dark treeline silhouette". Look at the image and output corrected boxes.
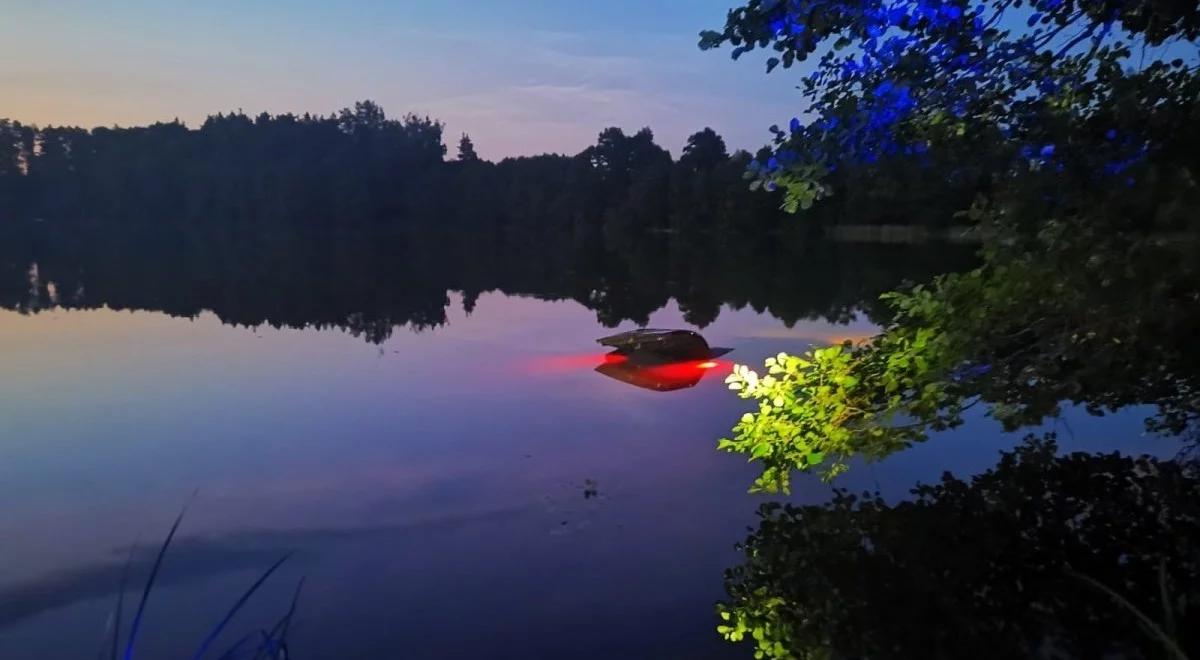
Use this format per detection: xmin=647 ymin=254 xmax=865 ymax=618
xmin=0 ymin=101 xmax=771 ymax=230
xmin=1 ymin=102 xmax=446 ymax=222
xmin=0 ymin=101 xmax=965 ymax=233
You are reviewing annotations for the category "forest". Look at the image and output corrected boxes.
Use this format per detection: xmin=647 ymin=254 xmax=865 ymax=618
xmin=0 ymin=100 xmax=970 ymax=236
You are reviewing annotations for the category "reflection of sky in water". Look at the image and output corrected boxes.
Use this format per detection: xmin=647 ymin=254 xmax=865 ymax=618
xmin=0 ymin=294 xmax=1168 ymax=658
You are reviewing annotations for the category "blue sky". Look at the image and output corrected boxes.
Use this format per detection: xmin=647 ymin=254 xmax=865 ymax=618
xmin=0 ymin=0 xmax=802 ymax=159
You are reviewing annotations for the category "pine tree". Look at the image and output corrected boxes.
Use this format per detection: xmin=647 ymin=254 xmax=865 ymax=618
xmin=457 ymin=133 xmax=479 ymax=162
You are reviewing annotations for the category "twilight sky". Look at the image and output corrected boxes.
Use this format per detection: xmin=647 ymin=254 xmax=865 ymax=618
xmin=0 ymin=0 xmax=804 ymax=160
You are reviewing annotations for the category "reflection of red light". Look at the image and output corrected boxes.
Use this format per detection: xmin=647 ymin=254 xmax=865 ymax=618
xmin=526 ymin=353 xmax=621 ymax=374
xmin=642 ymin=359 xmax=731 ymax=381
xmin=528 ymin=352 xmax=732 ymax=383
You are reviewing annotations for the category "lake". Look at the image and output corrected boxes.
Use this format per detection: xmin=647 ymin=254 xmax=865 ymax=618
xmin=0 ymin=228 xmax=1170 ymax=658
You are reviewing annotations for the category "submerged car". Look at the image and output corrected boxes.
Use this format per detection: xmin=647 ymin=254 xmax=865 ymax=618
xmin=594 ymin=329 xmax=732 ymax=391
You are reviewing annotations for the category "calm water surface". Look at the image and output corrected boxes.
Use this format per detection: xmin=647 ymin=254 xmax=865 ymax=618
xmin=0 ymin=286 xmax=1161 ymax=658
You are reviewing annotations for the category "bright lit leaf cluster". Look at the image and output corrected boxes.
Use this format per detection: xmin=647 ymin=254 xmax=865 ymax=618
xmin=721 ymin=212 xmax=1200 ymax=491
xmin=721 ymin=315 xmax=969 ymax=492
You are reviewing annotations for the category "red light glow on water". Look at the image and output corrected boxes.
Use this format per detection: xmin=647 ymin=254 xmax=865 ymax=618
xmin=526 ymin=352 xmax=623 ymax=374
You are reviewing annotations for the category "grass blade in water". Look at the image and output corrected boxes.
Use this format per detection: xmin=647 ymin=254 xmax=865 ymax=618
xmin=216 ymin=630 xmax=269 ymax=660
xmin=124 ymin=509 xmax=187 ymax=660
xmin=108 ymin=538 xmax=139 ymax=660
xmin=191 ymin=553 xmax=292 ymax=660
xmin=252 ymin=577 xmax=305 ymax=660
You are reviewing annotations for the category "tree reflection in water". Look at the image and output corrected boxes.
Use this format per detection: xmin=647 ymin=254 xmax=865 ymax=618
xmin=0 ymin=220 xmax=975 ymax=341
xmin=718 ymin=436 xmax=1200 ymax=659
